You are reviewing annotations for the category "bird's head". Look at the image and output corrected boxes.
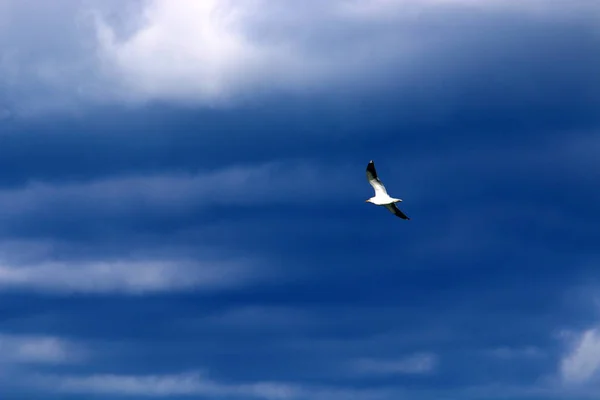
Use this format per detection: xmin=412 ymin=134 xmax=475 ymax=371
xmin=365 ymin=198 xmax=373 ymax=203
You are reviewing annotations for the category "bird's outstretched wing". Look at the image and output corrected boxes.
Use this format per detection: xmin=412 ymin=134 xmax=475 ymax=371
xmin=366 ymin=160 xmax=388 ymax=196
xmin=384 ymin=203 xmax=410 ymax=220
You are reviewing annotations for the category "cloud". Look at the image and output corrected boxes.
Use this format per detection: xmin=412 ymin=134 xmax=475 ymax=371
xmin=89 ymin=0 xmax=437 ymax=104
xmin=37 ymin=369 xmax=455 ymax=400
xmin=560 ymin=328 xmax=600 ymax=385
xmin=0 ymin=257 xmax=257 ymax=294
xmin=91 ymin=0 xmax=429 ymax=104
xmin=352 ymin=353 xmax=438 ymax=375
xmin=0 ymin=158 xmax=358 ymax=294
xmin=0 ymin=334 xmax=83 ymax=364
xmin=0 ymin=159 xmax=360 ymax=243
xmin=1 ymin=0 xmax=598 ymax=113
xmin=90 ymin=0 xmax=600 ymax=106
xmin=485 ymin=346 xmax=544 ymax=360
xmin=46 ymin=371 xmax=300 ymax=399
xmin=0 ymin=160 xmax=349 ymax=218
xmin=93 ymin=0 xmax=273 ymax=104
xmin=46 ymin=369 xmax=568 ymax=400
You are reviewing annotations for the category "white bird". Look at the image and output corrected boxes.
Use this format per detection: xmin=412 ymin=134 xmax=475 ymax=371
xmin=365 ymin=160 xmax=410 ymax=220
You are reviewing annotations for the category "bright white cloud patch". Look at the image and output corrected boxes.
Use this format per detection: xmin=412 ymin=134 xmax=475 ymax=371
xmin=94 ymin=0 xmax=268 ymax=104
xmin=561 ymin=328 xmax=600 ymax=384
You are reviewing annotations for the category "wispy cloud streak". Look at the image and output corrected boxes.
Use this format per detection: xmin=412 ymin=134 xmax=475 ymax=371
xmin=46 ymin=371 xmax=300 ymax=399
xmin=0 ymin=334 xmax=83 ymax=364
xmin=0 ymin=258 xmax=257 ymax=294
xmin=352 ymin=353 xmax=438 ymax=375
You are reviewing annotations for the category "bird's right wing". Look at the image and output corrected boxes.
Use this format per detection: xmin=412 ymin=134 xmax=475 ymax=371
xmin=366 ymin=160 xmax=388 ymax=195
xmin=384 ymin=203 xmax=410 ymax=220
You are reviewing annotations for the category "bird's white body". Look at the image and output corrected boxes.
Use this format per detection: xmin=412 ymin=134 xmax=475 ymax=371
xmin=366 ymin=194 xmax=402 ymax=206
xmin=365 ymin=160 xmax=410 ymax=220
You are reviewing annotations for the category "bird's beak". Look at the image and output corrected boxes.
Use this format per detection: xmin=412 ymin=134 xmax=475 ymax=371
xmin=365 ymin=200 xmax=369 ymax=203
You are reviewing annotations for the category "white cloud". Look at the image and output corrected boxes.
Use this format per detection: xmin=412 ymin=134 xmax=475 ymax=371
xmin=30 ymin=371 xmax=594 ymax=400
xmin=0 ymin=257 xmax=256 ymax=294
xmin=48 ymin=371 xmax=300 ymax=399
xmin=39 ymin=370 xmax=432 ymax=400
xmin=0 ymin=160 xmax=357 ymax=294
xmin=1 ymin=0 xmax=594 ymax=113
xmin=560 ymin=328 xmax=600 ymax=385
xmin=93 ymin=0 xmax=272 ymax=104
xmin=91 ymin=0 xmax=447 ymax=105
xmin=352 ymin=352 xmax=438 ymax=375
xmin=0 ymin=334 xmax=83 ymax=364
xmin=337 ymin=0 xmax=595 ymax=16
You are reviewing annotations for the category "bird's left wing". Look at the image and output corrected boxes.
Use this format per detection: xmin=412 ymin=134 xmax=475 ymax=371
xmin=366 ymin=160 xmax=388 ymax=195
xmin=384 ymin=203 xmax=410 ymax=220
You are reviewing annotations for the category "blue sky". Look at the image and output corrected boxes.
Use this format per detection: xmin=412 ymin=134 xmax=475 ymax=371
xmin=1 ymin=0 xmax=600 ymax=399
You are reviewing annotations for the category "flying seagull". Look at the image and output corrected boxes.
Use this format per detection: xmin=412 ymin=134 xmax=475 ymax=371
xmin=365 ymin=160 xmax=410 ymax=220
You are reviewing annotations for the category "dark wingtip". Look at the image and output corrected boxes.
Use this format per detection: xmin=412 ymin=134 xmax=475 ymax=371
xmin=366 ymin=161 xmax=378 ymax=178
